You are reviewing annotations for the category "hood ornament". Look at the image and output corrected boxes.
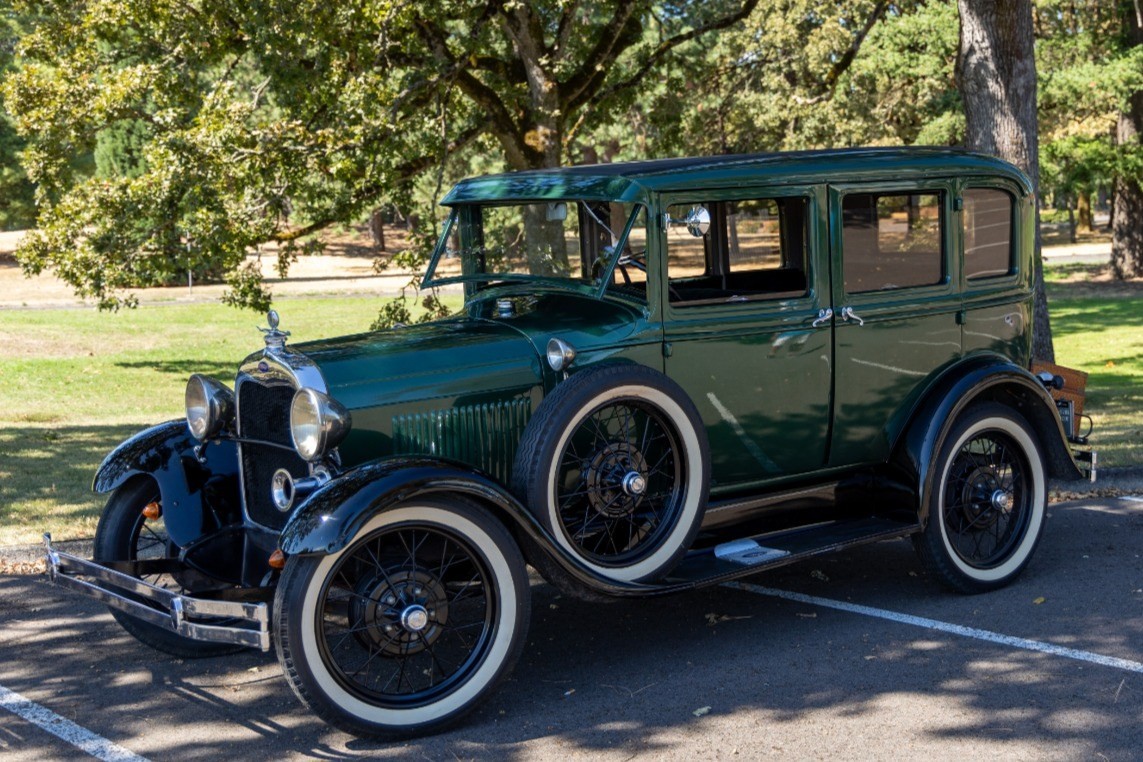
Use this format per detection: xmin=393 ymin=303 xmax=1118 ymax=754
xmin=260 ymin=309 xmax=290 ymax=350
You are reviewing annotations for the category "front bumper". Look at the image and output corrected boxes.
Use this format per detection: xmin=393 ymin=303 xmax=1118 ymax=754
xmin=43 ymin=534 xmax=272 ymax=652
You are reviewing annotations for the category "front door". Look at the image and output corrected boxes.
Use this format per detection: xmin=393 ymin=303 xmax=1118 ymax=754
xmin=827 ymin=184 xmax=962 ymax=467
xmin=662 ymin=186 xmax=833 ymax=494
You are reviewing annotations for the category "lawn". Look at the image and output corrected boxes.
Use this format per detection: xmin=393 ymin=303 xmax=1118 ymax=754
xmin=0 ymin=296 xmax=462 ymax=545
xmin=0 ymin=276 xmax=1138 ymax=546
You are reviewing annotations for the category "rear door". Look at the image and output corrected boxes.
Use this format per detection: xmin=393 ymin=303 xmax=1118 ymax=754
xmin=827 ymin=182 xmax=962 ymax=467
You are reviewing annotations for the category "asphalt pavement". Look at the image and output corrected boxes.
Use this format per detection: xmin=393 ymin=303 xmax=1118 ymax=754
xmin=1 ymin=492 xmax=1140 ymax=760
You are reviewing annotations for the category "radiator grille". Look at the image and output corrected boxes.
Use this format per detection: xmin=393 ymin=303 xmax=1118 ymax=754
xmin=391 ymin=398 xmax=532 ymax=484
xmin=238 ymin=379 xmax=308 ymax=530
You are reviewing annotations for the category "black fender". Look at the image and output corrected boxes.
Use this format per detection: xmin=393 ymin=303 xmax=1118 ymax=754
xmin=93 ymin=420 xmax=242 ymax=547
xmin=892 ymin=354 xmax=1083 ymax=526
xmin=278 ymin=456 xmax=653 ymax=597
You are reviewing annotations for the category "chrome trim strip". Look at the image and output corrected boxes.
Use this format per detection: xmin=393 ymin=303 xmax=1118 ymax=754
xmin=44 ymin=535 xmax=271 ymax=651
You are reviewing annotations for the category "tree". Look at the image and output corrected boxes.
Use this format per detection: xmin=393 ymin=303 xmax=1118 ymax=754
xmin=1111 ymin=0 xmax=1143 ymax=279
xmin=3 ymin=0 xmax=780 ymax=310
xmin=0 ymin=4 xmax=36 ymax=231
xmin=957 ymin=0 xmax=1054 ymax=362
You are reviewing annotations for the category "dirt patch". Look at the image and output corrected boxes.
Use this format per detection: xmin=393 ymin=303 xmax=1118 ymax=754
xmin=0 ymin=226 xmax=440 ymax=309
xmin=1047 ymin=263 xmax=1143 ymax=299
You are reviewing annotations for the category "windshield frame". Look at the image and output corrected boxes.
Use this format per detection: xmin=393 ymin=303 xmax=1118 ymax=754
xmin=419 ymin=201 xmax=645 ymax=299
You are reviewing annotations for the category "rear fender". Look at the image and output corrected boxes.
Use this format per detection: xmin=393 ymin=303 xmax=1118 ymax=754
xmin=93 ymin=420 xmax=241 ymax=546
xmin=893 ymin=355 xmax=1083 ymax=526
xmin=278 ymin=457 xmax=649 ymax=596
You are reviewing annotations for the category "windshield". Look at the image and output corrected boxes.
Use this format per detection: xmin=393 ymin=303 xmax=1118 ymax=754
xmin=423 ymin=201 xmax=647 ymax=295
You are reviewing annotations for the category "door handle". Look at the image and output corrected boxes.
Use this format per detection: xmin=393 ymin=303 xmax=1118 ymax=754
xmin=839 ymin=306 xmax=865 ymax=326
xmin=811 ymin=307 xmax=833 ymax=328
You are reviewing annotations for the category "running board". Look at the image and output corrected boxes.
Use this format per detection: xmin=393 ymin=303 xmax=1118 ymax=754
xmin=663 ymin=516 xmax=919 ymax=585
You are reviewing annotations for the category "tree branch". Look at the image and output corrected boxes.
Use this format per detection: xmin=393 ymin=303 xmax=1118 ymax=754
xmin=269 ymin=122 xmax=486 ymax=243
xmin=561 ymin=0 xmax=642 ymax=110
xmin=581 ymin=0 xmax=760 ymax=111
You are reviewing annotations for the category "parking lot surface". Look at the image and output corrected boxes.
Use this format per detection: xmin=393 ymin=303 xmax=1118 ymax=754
xmin=1 ymin=495 xmax=1140 ymax=760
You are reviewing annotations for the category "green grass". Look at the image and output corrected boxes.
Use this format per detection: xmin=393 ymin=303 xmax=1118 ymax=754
xmin=0 ymin=282 xmax=1138 ymax=546
xmin=0 ymin=296 xmax=461 ymax=545
xmin=1047 ymin=299 xmax=1143 ymax=470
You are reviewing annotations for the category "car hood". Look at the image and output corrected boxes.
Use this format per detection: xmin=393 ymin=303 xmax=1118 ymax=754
xmin=292 ymin=318 xmax=544 ymax=411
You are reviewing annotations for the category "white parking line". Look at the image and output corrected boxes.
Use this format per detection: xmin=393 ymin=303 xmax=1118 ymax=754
xmin=1120 ymin=496 xmax=1143 ymax=503
xmin=0 ymin=684 xmax=149 ymax=762
xmin=725 ymin=581 xmax=1143 ymax=674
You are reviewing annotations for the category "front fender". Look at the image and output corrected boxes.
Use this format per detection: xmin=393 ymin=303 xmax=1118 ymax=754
xmin=279 ymin=457 xmax=652 ymax=596
xmin=893 ymin=354 xmax=1083 ymax=525
xmin=93 ymin=420 xmax=241 ymax=546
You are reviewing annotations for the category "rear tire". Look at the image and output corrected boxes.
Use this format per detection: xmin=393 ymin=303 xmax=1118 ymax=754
xmin=914 ymin=403 xmax=1047 ymax=593
xmin=93 ymin=476 xmax=243 ymax=658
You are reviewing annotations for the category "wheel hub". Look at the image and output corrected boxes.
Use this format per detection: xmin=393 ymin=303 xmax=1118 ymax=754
xmin=349 ymin=569 xmax=449 ymax=655
xmin=584 ymin=442 xmax=648 ymax=518
xmin=958 ymin=467 xmax=1006 ymax=528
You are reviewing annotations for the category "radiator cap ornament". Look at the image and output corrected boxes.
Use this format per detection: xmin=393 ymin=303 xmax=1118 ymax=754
xmin=260 ymin=309 xmax=290 ymax=349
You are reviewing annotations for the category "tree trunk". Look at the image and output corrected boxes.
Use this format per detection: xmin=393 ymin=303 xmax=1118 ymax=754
xmin=1111 ymin=1 xmax=1143 ymax=280
xmin=1067 ymin=201 xmax=1076 ymax=244
xmin=368 ymin=208 xmax=386 ymax=251
xmin=957 ymin=0 xmax=1054 ymax=363
xmin=1076 ymin=191 xmax=1092 ymax=233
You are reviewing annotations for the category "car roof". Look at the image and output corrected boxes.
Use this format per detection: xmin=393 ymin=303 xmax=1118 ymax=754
xmin=441 ymin=147 xmax=1033 ymax=205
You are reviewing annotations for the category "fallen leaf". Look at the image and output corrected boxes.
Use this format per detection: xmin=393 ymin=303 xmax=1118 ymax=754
xmin=811 ymin=570 xmax=829 ymax=582
xmin=1033 ymin=597 xmax=1046 ymax=605
xmin=705 ymin=612 xmax=752 ymax=626
xmin=563 ymin=688 xmax=575 ymax=698
xmin=796 ymin=612 xmax=817 ymax=619
xmin=693 ymin=706 xmax=711 ymax=717
xmin=1105 ymin=360 xmax=1116 ymax=368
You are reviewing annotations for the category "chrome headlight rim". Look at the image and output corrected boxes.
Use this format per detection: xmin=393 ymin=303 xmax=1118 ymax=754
xmin=289 ymin=387 xmax=351 ymax=462
xmin=185 ymin=374 xmax=235 ymax=441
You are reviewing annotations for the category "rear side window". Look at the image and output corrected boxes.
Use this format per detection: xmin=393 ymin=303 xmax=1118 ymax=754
xmin=963 ymin=188 xmax=1014 ymax=280
xmin=842 ymin=193 xmax=943 ymax=293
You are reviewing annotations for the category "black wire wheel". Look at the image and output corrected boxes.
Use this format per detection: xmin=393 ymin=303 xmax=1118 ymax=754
xmin=274 ymin=498 xmax=530 ymax=737
xmin=513 ymin=364 xmax=710 ymax=583
xmin=914 ymin=402 xmax=1048 ymax=593
xmin=92 ymin=475 xmax=242 ymax=657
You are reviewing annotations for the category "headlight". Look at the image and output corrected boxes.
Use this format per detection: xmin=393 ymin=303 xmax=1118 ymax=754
xmin=185 ymin=374 xmax=235 ymax=441
xmin=546 ymin=337 xmax=577 ymax=372
xmin=290 ymin=388 xmax=352 ymax=462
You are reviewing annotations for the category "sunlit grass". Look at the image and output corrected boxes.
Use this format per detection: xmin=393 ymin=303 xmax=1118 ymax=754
xmin=0 ymin=296 xmax=461 ymax=545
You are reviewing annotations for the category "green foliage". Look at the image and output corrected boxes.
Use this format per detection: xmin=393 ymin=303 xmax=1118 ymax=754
xmin=0 ymin=4 xmax=36 ymax=230
xmin=1035 ymin=0 xmax=1143 ymax=205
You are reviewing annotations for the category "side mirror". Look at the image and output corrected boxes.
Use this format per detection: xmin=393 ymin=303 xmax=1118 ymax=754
xmin=685 ymin=206 xmax=711 ymax=237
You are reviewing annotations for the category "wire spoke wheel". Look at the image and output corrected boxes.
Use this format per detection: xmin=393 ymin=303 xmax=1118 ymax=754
xmin=93 ymin=476 xmax=242 ymax=657
xmin=555 ymin=399 xmax=683 ymax=566
xmin=513 ymin=364 xmax=709 ymax=584
xmin=915 ymin=402 xmax=1048 ymax=593
xmin=275 ymin=499 xmax=529 ymax=737
xmin=317 ymin=525 xmax=495 ymax=707
xmin=942 ymin=430 xmax=1031 ymax=568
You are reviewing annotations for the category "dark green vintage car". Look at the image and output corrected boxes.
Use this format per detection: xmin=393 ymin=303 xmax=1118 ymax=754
xmin=45 ymin=148 xmax=1095 ymax=737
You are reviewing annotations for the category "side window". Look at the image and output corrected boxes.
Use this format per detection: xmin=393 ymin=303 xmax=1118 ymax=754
xmin=963 ymin=188 xmax=1014 ymax=280
xmin=666 ymin=196 xmax=810 ymax=305
xmin=842 ymin=193 xmax=943 ymax=293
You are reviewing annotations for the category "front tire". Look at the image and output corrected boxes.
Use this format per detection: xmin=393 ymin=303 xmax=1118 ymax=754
xmin=92 ymin=476 xmax=242 ymax=657
xmin=274 ymin=498 xmax=530 ymax=737
xmin=914 ymin=403 xmax=1048 ymax=593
